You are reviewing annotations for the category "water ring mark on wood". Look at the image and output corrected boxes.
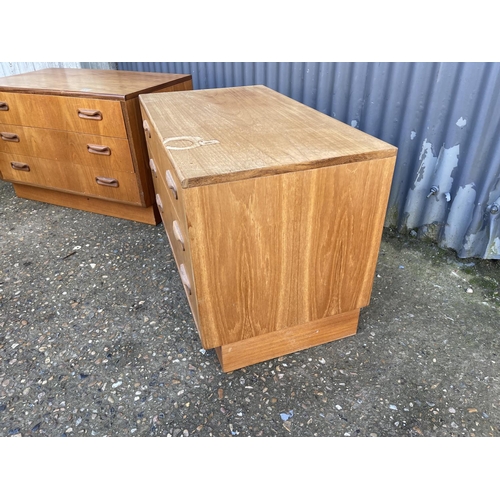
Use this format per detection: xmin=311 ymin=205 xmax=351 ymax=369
xmin=163 ymin=136 xmax=220 ymax=151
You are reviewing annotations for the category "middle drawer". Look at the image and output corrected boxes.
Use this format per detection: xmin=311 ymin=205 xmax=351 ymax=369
xmin=0 ymin=125 xmax=134 ymax=173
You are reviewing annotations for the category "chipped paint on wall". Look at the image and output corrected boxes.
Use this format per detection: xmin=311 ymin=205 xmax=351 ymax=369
xmin=403 ymin=140 xmax=459 ymax=231
xmin=489 ymin=237 xmax=500 ymax=257
xmin=444 ymin=183 xmax=477 ymax=253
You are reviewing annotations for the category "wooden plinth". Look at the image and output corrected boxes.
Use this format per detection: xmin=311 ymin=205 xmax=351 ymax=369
xmin=13 ymin=184 xmax=161 ymax=225
xmin=214 ymin=309 xmax=360 ymax=372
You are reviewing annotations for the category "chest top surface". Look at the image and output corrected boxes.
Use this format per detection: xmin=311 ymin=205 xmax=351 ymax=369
xmin=0 ymin=68 xmax=192 ymax=100
xmin=139 ymin=85 xmax=398 ymax=188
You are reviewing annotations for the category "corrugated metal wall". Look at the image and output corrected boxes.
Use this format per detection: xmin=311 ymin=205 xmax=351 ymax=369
xmin=0 ymin=62 xmax=117 ymax=77
xmin=83 ymin=62 xmax=494 ymax=259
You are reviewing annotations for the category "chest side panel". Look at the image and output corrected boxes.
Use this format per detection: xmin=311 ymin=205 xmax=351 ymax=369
xmin=185 ymin=157 xmax=395 ymax=348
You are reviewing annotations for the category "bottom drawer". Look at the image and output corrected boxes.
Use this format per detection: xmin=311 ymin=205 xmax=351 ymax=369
xmin=153 ymin=168 xmax=200 ymax=328
xmin=0 ymin=152 xmax=142 ymax=205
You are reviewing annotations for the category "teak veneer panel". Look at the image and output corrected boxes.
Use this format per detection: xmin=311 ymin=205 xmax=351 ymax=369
xmin=0 ymin=92 xmax=127 ymax=138
xmin=215 ymin=309 xmax=360 ymax=373
xmin=186 ymin=157 xmax=395 ymax=349
xmin=139 ymin=85 xmax=397 ymax=188
xmin=0 ymin=152 xmax=142 ymax=204
xmin=0 ymin=125 xmax=134 ymax=172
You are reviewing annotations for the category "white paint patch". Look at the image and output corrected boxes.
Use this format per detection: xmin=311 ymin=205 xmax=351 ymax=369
xmin=490 ymin=237 xmax=500 ymax=256
xmin=405 ymin=140 xmax=460 ymax=229
xmin=410 ymin=130 xmax=417 ymax=140
xmin=351 ymin=120 xmax=358 ymax=128
xmin=446 ymin=183 xmax=477 ymax=251
xmin=456 ymin=117 xmax=467 ymax=128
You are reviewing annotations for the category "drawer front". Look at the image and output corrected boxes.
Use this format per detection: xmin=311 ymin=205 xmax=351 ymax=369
xmin=153 ymin=168 xmax=199 ymax=325
xmin=0 ymin=92 xmax=127 ymax=138
xmin=143 ymin=115 xmax=186 ymax=210
xmin=0 ymin=152 xmax=142 ymax=204
xmin=150 ymin=157 xmax=189 ymax=239
xmin=0 ymin=125 xmax=134 ymax=172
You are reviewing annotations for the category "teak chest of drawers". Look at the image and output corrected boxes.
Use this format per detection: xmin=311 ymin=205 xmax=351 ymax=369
xmin=141 ymin=85 xmax=398 ymax=372
xmin=0 ymin=68 xmax=192 ymax=224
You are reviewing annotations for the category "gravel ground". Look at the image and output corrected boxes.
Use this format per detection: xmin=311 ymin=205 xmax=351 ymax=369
xmin=1 ymin=179 xmax=499 ymax=438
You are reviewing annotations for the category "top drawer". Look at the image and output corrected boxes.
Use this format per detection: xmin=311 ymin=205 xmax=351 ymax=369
xmin=0 ymin=92 xmax=127 ymax=138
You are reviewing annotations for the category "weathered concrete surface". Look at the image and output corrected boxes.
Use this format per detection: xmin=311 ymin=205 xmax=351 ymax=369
xmin=1 ymin=180 xmax=499 ymax=437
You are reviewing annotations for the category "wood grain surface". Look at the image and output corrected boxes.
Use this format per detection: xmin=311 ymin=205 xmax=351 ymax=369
xmin=0 ymin=92 xmax=127 ymax=137
xmin=139 ymin=85 xmax=398 ymax=188
xmin=185 ymin=157 xmax=395 ymax=349
xmin=0 ymin=125 xmax=134 ymax=171
xmin=0 ymin=68 xmax=192 ymax=100
xmin=215 ymin=309 xmax=360 ymax=372
xmin=0 ymin=152 xmax=142 ymax=204
xmin=152 ymin=169 xmax=201 ymax=330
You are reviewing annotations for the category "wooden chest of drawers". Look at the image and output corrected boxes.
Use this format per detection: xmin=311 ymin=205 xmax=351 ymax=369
xmin=140 ymin=85 xmax=398 ymax=372
xmin=0 ymin=68 xmax=192 ymax=224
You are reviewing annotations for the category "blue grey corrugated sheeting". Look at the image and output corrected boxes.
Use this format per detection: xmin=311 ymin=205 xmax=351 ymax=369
xmin=117 ymin=62 xmax=500 ymax=259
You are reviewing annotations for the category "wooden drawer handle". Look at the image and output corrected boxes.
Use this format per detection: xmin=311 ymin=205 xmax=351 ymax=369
xmin=0 ymin=102 xmax=9 ymax=111
xmin=1 ymin=132 xmax=19 ymax=142
xmin=179 ymin=264 xmax=191 ymax=295
xmin=11 ymin=161 xmax=30 ymax=172
xmin=172 ymin=220 xmax=185 ymax=251
xmin=87 ymin=144 xmax=111 ymax=156
xmin=165 ymin=170 xmax=178 ymax=200
xmin=155 ymin=193 xmax=163 ymax=213
xmin=149 ymin=158 xmax=157 ymax=177
xmin=143 ymin=120 xmax=151 ymax=138
xmin=95 ymin=176 xmax=118 ymax=188
xmin=78 ymin=108 xmax=102 ymax=120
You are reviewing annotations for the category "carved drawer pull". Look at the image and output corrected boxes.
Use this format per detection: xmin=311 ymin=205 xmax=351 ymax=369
xmin=179 ymin=264 xmax=191 ymax=295
xmin=149 ymin=158 xmax=157 ymax=177
xmin=95 ymin=176 xmax=118 ymax=187
xmin=172 ymin=220 xmax=185 ymax=251
xmin=1 ymin=132 xmax=19 ymax=142
xmin=143 ymin=120 xmax=151 ymax=138
xmin=78 ymin=108 xmax=102 ymax=120
xmin=155 ymin=193 xmax=163 ymax=213
xmin=11 ymin=161 xmax=30 ymax=172
xmin=165 ymin=170 xmax=178 ymax=200
xmin=0 ymin=102 xmax=9 ymax=111
xmin=87 ymin=144 xmax=111 ymax=156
